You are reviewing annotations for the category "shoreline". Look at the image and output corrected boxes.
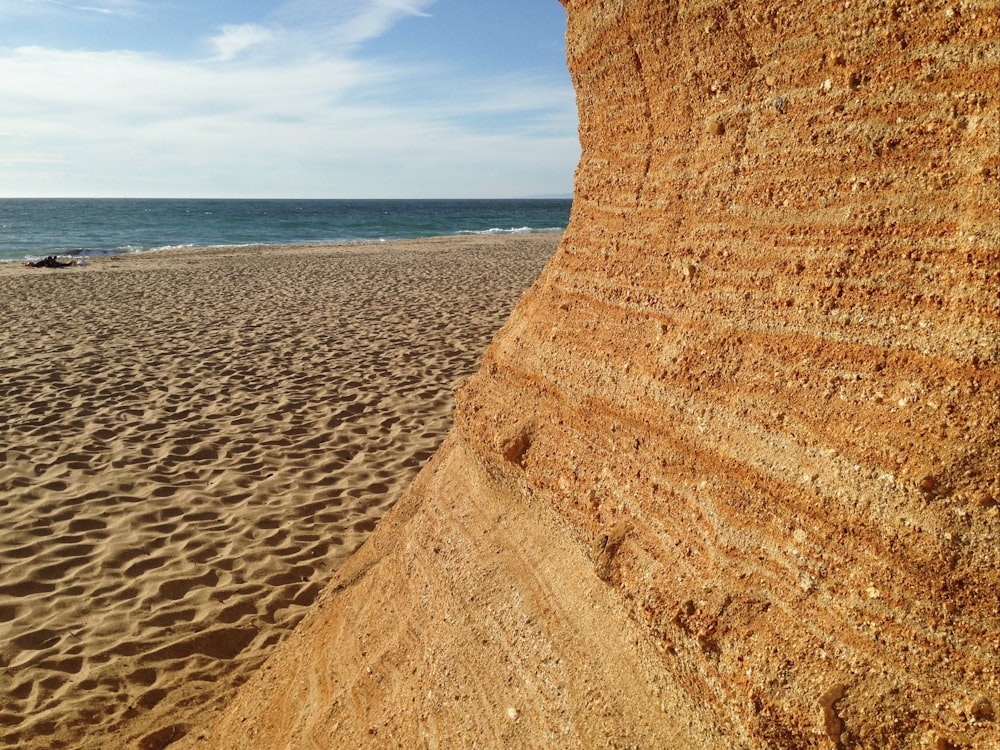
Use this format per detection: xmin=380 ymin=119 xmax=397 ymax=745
xmin=0 ymin=233 xmax=558 ymax=749
xmin=0 ymin=227 xmax=565 ymax=266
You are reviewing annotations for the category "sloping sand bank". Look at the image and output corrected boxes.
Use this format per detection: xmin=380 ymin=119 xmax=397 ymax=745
xmin=0 ymin=234 xmax=557 ymax=750
xmin=183 ymin=433 xmax=713 ymax=749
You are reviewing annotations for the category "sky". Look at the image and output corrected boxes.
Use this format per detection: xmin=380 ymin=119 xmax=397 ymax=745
xmin=0 ymin=0 xmax=578 ymax=198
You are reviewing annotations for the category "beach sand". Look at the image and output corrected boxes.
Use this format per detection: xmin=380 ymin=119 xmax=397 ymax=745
xmin=0 ymin=233 xmax=557 ymax=750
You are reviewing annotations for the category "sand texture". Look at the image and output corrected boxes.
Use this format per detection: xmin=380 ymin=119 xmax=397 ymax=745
xmin=192 ymin=0 xmax=997 ymax=747
xmin=0 ymin=234 xmax=557 ymax=749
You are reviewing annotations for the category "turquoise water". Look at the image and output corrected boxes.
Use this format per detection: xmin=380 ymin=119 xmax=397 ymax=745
xmin=0 ymin=198 xmax=572 ymax=262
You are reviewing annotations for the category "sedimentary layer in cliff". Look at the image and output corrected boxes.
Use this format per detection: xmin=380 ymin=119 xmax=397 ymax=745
xmin=190 ymin=1 xmax=998 ymax=748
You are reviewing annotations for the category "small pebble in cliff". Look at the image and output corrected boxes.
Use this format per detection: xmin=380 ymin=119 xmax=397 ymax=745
xmin=969 ymin=697 xmax=994 ymax=722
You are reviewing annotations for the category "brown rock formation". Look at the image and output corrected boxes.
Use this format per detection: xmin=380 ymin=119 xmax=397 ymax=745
xmin=188 ymin=0 xmax=999 ymax=748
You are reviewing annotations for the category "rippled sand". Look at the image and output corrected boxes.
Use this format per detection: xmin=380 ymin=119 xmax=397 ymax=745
xmin=0 ymin=234 xmax=556 ymax=749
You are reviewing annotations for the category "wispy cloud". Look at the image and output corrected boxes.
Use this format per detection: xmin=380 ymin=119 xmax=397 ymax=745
xmin=0 ymin=154 xmax=68 ymax=165
xmin=72 ymin=1 xmax=141 ymax=15
xmin=209 ymin=23 xmax=273 ymax=61
xmin=270 ymin=0 xmax=435 ymax=47
xmin=0 ymin=0 xmax=142 ymax=17
xmin=334 ymin=0 xmax=433 ymax=46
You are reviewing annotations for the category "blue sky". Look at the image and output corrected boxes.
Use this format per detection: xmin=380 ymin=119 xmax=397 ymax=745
xmin=0 ymin=0 xmax=577 ymax=198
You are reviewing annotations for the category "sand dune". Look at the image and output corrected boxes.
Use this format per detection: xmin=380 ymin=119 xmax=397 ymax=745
xmin=0 ymin=234 xmax=556 ymax=750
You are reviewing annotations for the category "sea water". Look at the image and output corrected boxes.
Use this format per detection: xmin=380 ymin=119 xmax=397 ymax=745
xmin=0 ymin=198 xmax=572 ymax=263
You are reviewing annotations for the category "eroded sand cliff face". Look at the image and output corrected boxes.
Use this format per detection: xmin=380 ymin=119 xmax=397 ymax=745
xmin=188 ymin=1 xmax=998 ymax=748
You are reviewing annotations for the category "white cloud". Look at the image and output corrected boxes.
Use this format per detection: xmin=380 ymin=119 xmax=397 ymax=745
xmin=0 ymin=154 xmax=67 ymax=165
xmin=210 ymin=23 xmax=273 ymax=61
xmin=72 ymin=1 xmax=140 ymax=14
xmin=0 ymin=44 xmax=380 ymax=122
xmin=271 ymin=0 xmax=435 ymax=46
xmin=0 ymin=0 xmax=142 ymax=17
xmin=336 ymin=0 xmax=433 ymax=45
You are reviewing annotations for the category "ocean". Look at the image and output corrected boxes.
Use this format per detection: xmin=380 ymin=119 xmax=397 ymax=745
xmin=0 ymin=198 xmax=573 ymax=263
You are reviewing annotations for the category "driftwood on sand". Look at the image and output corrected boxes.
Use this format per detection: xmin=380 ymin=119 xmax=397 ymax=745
xmin=27 ymin=255 xmax=73 ymax=268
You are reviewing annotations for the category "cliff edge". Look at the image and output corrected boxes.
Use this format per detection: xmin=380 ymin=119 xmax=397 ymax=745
xmin=186 ymin=0 xmax=998 ymax=747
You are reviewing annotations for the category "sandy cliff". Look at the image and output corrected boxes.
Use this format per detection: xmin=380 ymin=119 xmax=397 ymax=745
xmin=188 ymin=1 xmax=998 ymax=748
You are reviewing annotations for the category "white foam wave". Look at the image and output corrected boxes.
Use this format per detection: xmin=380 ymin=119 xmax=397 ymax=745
xmin=458 ymin=226 xmax=563 ymax=236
